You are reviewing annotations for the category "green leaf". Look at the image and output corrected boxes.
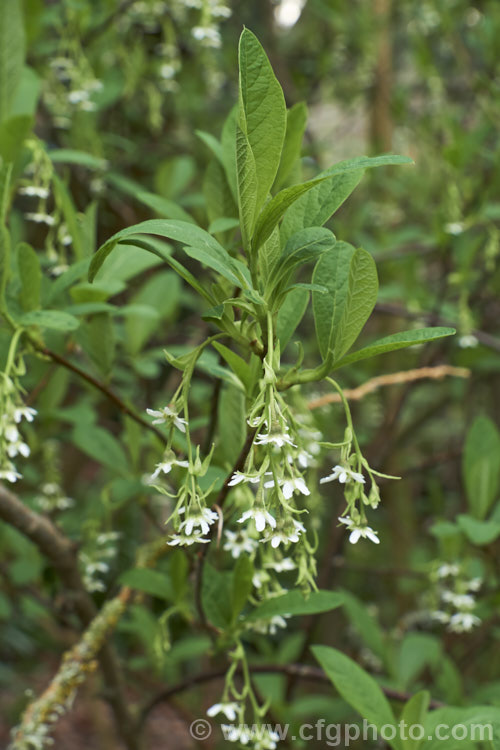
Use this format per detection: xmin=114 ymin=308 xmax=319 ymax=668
xmin=276 ymin=286 xmax=309 ymax=350
xmin=212 ymin=341 xmax=253 ymax=392
xmin=106 ymin=172 xmax=195 ymax=224
xmin=463 ymin=416 xmax=500 ymax=519
xmin=89 ymin=219 xmax=246 ymax=289
xmin=397 ymin=633 xmax=442 ymax=690
xmin=72 ymin=423 xmax=129 ymax=475
xmin=334 ymin=247 xmax=378 ymax=361
xmin=421 ymin=706 xmax=500 ymax=750
xmin=196 ymin=129 xmax=225 ymax=165
xmin=400 ymin=691 xmax=430 ymax=750
xmin=312 ymin=645 xmax=400 ymax=750
xmin=273 ymin=227 xmax=336 ymax=290
xmin=119 ymin=568 xmax=174 ymax=601
xmin=232 ymin=556 xmax=254 ymax=622
xmin=52 ymin=174 xmax=85 ymax=259
xmin=312 ymin=241 xmax=354 ymax=360
xmin=17 ymin=242 xmax=41 ymax=311
xmin=238 ymin=28 xmax=286 ymax=221
xmin=125 ymin=271 xmax=180 ymax=355
xmin=0 ymin=114 xmax=33 ymax=161
xmin=457 ymin=513 xmax=500 ymax=546
xmin=216 ymin=384 xmax=246 ymax=465
xmin=203 ymin=157 xmax=238 ymax=229
xmin=78 ymin=312 xmax=115 ymax=376
xmin=0 ymin=0 xmax=25 ymax=122
xmin=312 ymin=243 xmax=377 ymax=361
xmin=274 ymin=101 xmax=308 ymax=190
xmin=236 ymin=122 xmax=258 ymax=246
xmin=281 ymin=154 xmax=413 ymax=243
xmin=19 ymin=309 xmax=80 ymax=331
xmin=253 ymin=177 xmax=338 ymax=251
xmin=49 ymin=149 xmax=108 ymax=170
xmin=202 ymin=563 xmax=233 ymax=630
xmin=245 ymin=590 xmax=343 ymax=622
xmin=339 ymin=590 xmax=388 ymax=665
xmin=332 ymin=327 xmax=456 ymax=370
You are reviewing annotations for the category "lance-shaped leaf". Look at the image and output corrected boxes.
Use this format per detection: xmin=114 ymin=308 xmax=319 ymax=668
xmin=312 ymin=646 xmax=401 ymax=750
xmin=281 ymin=154 xmax=413 ymax=243
xmin=463 ymin=416 xmax=500 ymax=520
xmin=332 ymin=327 xmax=456 ymax=370
xmin=88 ymin=219 xmax=247 ymax=289
xmin=273 ymin=101 xmax=308 ymax=190
xmin=313 ymin=243 xmax=377 ymax=362
xmin=271 ymin=227 xmax=336 ymax=293
xmin=237 ymin=28 xmax=286 ymax=237
xmin=0 ymin=0 xmax=25 ymax=122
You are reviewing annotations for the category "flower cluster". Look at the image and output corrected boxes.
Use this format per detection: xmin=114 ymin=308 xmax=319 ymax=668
xmin=79 ymin=532 xmax=121 ymax=594
xmin=0 ymin=373 xmax=36 ymax=484
xmin=430 ymin=563 xmax=482 ymax=633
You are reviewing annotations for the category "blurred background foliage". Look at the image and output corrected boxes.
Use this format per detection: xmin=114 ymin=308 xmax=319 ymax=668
xmin=2 ymin=0 xmax=500 ymax=747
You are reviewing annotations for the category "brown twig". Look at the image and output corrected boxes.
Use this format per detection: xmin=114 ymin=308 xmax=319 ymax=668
xmin=139 ymin=663 xmax=444 ymax=726
xmin=308 ymin=366 xmax=470 ymax=410
xmin=36 ymin=344 xmax=165 ymax=443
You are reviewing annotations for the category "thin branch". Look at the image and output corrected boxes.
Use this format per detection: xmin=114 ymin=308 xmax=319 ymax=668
xmin=36 ymin=344 xmax=165 ymax=443
xmin=308 ymin=365 xmax=469 ymax=409
xmin=139 ymin=663 xmax=444 ymax=726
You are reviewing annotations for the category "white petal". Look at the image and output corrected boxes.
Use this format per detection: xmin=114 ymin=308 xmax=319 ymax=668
xmin=255 ymin=511 xmax=266 ymax=532
xmin=349 ymin=529 xmax=362 ymax=544
xmin=366 ymin=529 xmax=380 ymax=544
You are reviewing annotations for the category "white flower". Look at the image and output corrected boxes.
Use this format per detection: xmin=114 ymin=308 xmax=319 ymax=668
xmin=223 ymin=529 xmax=258 ymax=558
xmin=264 ymin=519 xmax=306 ymax=548
xmin=192 ymin=25 xmax=221 ymax=47
xmin=436 ymin=563 xmax=460 ymax=578
xmin=0 ymin=464 xmax=21 ymax=482
xmin=251 ymin=615 xmax=289 ymax=635
xmin=167 ymin=530 xmax=210 ymax=546
xmin=178 ymin=507 xmax=218 ymax=536
xmin=441 ymin=591 xmax=475 ymax=609
xmin=6 ymin=440 xmax=30 ymax=458
xmin=207 ymin=702 xmax=239 ymax=721
xmin=68 ymin=89 xmax=90 ymax=104
xmin=448 ymin=612 xmax=481 ymax=633
xmin=253 ymin=729 xmax=280 ymax=750
xmin=228 ymin=471 xmax=261 ymax=487
xmin=252 ymin=570 xmax=270 ymax=588
xmin=3 ymin=424 xmax=20 ymax=442
xmin=265 ymin=557 xmax=296 ymax=573
xmin=264 ymin=476 xmax=310 ymax=500
xmin=467 ymin=577 xmax=482 ymax=592
xmin=338 ymin=516 xmax=379 ymax=544
xmin=254 ymin=431 xmax=296 ymax=449
xmin=237 ymin=507 xmax=276 ymax=533
xmin=445 ymin=221 xmax=464 ymax=235
xmin=221 ymin=725 xmax=252 ymax=744
xmin=150 ymin=457 xmax=189 ymax=480
xmin=146 ymin=406 xmax=187 ymax=432
xmin=18 ymin=185 xmax=50 ymax=199
xmin=458 ymin=334 xmax=478 ymax=349
xmin=14 ymin=406 xmax=38 ymax=424
xmin=320 ymin=464 xmax=365 ymax=485
xmin=25 ymin=212 xmax=55 ymax=226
